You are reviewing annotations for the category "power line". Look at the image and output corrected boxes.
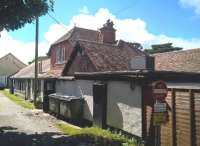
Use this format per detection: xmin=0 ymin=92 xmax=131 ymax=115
xmin=48 ymin=13 xmax=61 ymax=24
xmin=115 ymin=1 xmax=139 ymax=17
xmin=115 ymin=5 xmax=134 ymax=16
xmin=47 ymin=12 xmax=68 ymax=31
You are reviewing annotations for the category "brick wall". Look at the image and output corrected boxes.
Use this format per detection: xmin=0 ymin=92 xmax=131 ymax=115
xmin=50 ymin=40 xmax=74 ymax=71
xmin=66 ymin=53 xmax=97 ymax=75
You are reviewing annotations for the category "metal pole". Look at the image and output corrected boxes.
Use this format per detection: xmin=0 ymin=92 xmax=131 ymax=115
xmin=155 ymin=100 xmax=160 ymax=146
xmin=155 ymin=126 xmax=160 ymax=146
xmin=34 ymin=17 xmax=39 ymax=105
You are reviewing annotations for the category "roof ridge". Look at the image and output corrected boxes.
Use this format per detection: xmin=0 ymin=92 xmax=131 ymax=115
xmin=51 ymin=27 xmax=75 ymax=46
xmin=74 ymin=26 xmax=99 ymax=32
xmin=153 ymin=48 xmax=200 ymax=55
xmin=77 ymin=39 xmax=119 ymax=48
xmin=0 ymin=53 xmax=26 ymax=66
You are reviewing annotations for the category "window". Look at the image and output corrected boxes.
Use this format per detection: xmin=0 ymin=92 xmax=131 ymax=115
xmin=56 ymin=47 xmax=65 ymax=64
xmin=38 ymin=62 xmax=42 ymax=73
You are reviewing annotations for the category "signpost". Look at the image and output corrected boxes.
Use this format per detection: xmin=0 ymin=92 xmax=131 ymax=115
xmin=152 ymin=80 xmax=168 ymax=146
xmin=152 ymin=80 xmax=168 ymax=101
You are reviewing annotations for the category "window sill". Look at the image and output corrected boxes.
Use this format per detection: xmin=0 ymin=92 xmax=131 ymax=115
xmin=55 ymin=62 xmax=65 ymax=65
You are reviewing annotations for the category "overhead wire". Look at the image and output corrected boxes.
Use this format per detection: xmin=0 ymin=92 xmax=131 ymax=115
xmin=47 ymin=12 xmax=68 ymax=31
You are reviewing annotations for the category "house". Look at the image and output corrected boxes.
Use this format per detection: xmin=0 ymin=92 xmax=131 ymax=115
xmin=11 ymin=20 xmax=151 ymax=132
xmin=48 ymin=19 xmax=145 ymax=77
xmin=45 ymin=20 xmax=149 ymax=122
xmin=49 ymin=20 xmax=146 ymax=100
xmin=0 ymin=53 xmax=26 ymax=89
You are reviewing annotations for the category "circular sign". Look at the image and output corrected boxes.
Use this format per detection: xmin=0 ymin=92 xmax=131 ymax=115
xmin=152 ymin=80 xmax=168 ymax=101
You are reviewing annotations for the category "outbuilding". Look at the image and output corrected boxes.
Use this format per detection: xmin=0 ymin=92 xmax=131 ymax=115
xmin=73 ymin=70 xmax=200 ymax=146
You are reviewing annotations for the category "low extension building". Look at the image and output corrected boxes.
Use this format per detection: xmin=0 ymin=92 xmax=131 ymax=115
xmin=11 ymin=57 xmax=56 ymax=102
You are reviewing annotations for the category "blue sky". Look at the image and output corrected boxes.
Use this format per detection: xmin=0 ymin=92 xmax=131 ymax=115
xmin=1 ymin=0 xmax=200 ymax=63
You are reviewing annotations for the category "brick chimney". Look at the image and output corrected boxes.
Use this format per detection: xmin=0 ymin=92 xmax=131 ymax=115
xmin=100 ymin=19 xmax=116 ymax=44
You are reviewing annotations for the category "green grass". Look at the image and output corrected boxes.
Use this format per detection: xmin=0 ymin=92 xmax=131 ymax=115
xmin=56 ymin=122 xmax=137 ymax=146
xmin=1 ymin=89 xmax=35 ymax=109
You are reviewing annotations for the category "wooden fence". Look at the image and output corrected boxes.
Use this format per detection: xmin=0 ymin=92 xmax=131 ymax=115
xmin=159 ymin=88 xmax=200 ymax=146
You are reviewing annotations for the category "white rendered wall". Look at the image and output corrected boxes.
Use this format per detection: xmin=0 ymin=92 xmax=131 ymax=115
xmin=107 ymin=81 xmax=142 ymax=137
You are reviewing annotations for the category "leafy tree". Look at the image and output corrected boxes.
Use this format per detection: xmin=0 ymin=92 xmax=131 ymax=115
xmin=0 ymin=0 xmax=54 ymax=31
xmin=144 ymin=43 xmax=183 ymax=54
xmin=28 ymin=56 xmax=48 ymax=64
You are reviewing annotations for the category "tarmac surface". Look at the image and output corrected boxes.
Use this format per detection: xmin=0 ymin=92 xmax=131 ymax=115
xmin=0 ymin=92 xmax=89 ymax=146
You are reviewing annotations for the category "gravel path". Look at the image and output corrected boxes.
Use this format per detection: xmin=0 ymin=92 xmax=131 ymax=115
xmin=0 ymin=92 xmax=87 ymax=146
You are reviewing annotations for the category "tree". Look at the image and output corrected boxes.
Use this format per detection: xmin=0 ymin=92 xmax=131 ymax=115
xmin=0 ymin=0 xmax=54 ymax=31
xmin=144 ymin=43 xmax=183 ymax=54
xmin=28 ymin=56 xmax=48 ymax=64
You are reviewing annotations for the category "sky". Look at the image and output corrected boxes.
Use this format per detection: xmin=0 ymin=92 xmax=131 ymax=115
xmin=0 ymin=0 xmax=200 ymax=64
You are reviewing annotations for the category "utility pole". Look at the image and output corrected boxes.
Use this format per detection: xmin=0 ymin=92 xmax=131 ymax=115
xmin=34 ymin=17 xmax=39 ymax=105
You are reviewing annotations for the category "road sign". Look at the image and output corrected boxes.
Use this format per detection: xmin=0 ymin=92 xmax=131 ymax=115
xmin=152 ymin=80 xmax=168 ymax=101
xmin=154 ymin=102 xmax=167 ymax=113
xmin=153 ymin=112 xmax=167 ymax=126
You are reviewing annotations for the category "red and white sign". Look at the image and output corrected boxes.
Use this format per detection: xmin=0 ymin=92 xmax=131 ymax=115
xmin=152 ymin=80 xmax=168 ymax=101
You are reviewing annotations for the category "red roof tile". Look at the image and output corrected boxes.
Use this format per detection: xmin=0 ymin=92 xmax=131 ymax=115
xmin=154 ymin=48 xmax=200 ymax=73
xmin=64 ymin=40 xmax=146 ymax=72
xmin=51 ymin=27 xmax=101 ymax=46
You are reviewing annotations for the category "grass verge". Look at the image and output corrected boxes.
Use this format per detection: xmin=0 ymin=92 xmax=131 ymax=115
xmin=1 ymin=89 xmax=35 ymax=109
xmin=56 ymin=122 xmax=136 ymax=146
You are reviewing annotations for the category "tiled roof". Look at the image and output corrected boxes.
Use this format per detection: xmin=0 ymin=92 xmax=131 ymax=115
xmin=153 ymin=48 xmax=200 ymax=73
xmin=73 ymin=40 xmax=146 ymax=71
xmin=48 ymin=27 xmax=101 ymax=56
xmin=51 ymin=27 xmax=100 ymax=46
xmin=12 ymin=58 xmax=56 ymax=79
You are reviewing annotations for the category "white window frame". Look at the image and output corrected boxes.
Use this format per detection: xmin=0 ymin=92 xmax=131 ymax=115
xmin=56 ymin=47 xmax=65 ymax=64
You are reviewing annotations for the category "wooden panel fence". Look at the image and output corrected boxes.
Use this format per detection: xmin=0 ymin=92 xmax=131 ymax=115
xmin=159 ymin=89 xmax=200 ymax=146
xmin=145 ymin=88 xmax=200 ymax=146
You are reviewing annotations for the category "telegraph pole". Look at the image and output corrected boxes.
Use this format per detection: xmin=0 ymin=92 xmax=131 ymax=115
xmin=34 ymin=17 xmax=39 ymax=105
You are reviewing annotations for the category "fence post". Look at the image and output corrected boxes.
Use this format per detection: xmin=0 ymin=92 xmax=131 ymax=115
xmin=171 ymin=89 xmax=176 ymax=146
xmin=190 ymin=90 xmax=196 ymax=146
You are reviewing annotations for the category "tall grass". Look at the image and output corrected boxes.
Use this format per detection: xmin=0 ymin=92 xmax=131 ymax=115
xmin=1 ymin=89 xmax=35 ymax=109
xmin=56 ymin=122 xmax=136 ymax=146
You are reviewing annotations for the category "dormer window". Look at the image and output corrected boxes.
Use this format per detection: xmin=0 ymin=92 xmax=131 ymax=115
xmin=77 ymin=47 xmax=85 ymax=56
xmin=56 ymin=47 xmax=65 ymax=64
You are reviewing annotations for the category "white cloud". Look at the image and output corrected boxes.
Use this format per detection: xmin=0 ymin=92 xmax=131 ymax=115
xmin=179 ymin=0 xmax=200 ymax=15
xmin=79 ymin=6 xmax=89 ymax=14
xmin=0 ymin=31 xmax=49 ymax=64
xmin=145 ymin=34 xmax=200 ymax=49
xmin=56 ymin=8 xmax=200 ymax=49
xmin=44 ymin=23 xmax=69 ymax=44
xmin=1 ymin=8 xmax=200 ymax=64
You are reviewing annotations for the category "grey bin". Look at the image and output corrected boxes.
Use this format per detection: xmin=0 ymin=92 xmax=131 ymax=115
xmin=48 ymin=93 xmax=84 ymax=121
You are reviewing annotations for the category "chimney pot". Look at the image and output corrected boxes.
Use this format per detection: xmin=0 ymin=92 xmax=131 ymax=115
xmin=100 ymin=19 xmax=116 ymax=44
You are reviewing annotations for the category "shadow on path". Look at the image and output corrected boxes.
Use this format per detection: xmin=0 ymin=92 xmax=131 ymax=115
xmin=0 ymin=126 xmax=83 ymax=146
